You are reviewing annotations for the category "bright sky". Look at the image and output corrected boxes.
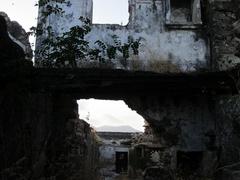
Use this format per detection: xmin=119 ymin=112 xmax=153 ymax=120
xmin=0 ymin=0 xmax=38 ymax=31
xmin=0 ymin=0 xmax=38 ymax=47
xmin=93 ymin=0 xmax=129 ymax=25
xmin=0 ymin=0 xmax=129 ymax=32
xmin=78 ymin=99 xmax=144 ymax=132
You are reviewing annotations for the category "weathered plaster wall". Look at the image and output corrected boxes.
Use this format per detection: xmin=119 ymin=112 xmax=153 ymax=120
xmin=87 ymin=25 xmax=207 ymax=71
xmin=48 ymin=0 xmax=93 ymax=35
xmin=36 ymin=0 xmax=208 ymax=72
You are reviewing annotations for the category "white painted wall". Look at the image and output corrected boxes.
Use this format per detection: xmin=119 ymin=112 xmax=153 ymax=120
xmin=36 ymin=0 xmax=208 ymax=72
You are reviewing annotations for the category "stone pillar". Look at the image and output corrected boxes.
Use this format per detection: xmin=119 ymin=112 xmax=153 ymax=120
xmin=206 ymin=1 xmax=240 ymax=70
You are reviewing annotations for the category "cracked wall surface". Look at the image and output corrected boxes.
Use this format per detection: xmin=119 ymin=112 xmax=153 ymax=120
xmin=36 ymin=0 xmax=208 ymax=72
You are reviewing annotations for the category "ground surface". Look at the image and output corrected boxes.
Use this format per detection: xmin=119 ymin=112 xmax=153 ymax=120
xmin=114 ymin=174 xmax=143 ymax=180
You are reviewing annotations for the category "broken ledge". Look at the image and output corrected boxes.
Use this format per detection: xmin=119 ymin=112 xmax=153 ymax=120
xmin=30 ymin=68 xmax=239 ymax=98
xmin=165 ymin=23 xmax=202 ymax=30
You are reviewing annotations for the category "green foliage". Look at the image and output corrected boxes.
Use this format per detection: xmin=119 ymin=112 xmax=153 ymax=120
xmin=34 ymin=0 xmax=141 ymax=67
xmin=29 ymin=0 xmax=68 ymax=38
xmin=42 ymin=4 xmax=64 ymax=17
xmin=36 ymin=0 xmax=71 ymax=7
xmin=36 ymin=17 xmax=91 ymax=67
xmin=94 ymin=35 xmax=142 ymax=61
xmin=107 ymin=46 xmax=117 ymax=60
xmin=36 ymin=0 xmax=71 ymax=19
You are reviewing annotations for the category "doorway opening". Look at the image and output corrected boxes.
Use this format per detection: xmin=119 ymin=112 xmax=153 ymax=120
xmin=116 ymin=151 xmax=128 ymax=173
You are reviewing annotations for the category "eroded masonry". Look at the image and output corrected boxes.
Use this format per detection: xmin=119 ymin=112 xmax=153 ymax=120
xmin=1 ymin=0 xmax=240 ymax=180
xmin=36 ymin=0 xmax=207 ymax=71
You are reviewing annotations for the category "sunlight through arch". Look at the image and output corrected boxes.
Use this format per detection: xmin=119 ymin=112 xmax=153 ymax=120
xmin=78 ymin=98 xmax=145 ymax=132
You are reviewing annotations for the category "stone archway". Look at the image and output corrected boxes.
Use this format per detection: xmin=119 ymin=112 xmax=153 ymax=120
xmin=0 ymin=66 xmax=238 ymax=180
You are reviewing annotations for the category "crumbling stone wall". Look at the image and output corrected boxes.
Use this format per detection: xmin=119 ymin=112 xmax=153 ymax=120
xmin=0 ymin=12 xmax=33 ymax=59
xmin=214 ymin=95 xmax=240 ymax=180
xmin=205 ymin=0 xmax=240 ymax=70
xmin=0 ymin=91 xmax=52 ymax=179
xmin=0 ymin=63 xmax=53 ymax=179
xmin=126 ymin=92 xmax=240 ymax=179
xmin=46 ymin=95 xmax=100 ymax=180
xmin=126 ymin=95 xmax=218 ymax=178
xmin=0 ymin=64 xmax=100 ymax=180
xmin=126 ymin=95 xmax=215 ymax=150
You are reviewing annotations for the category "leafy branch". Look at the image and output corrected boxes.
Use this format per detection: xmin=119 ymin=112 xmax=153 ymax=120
xmin=33 ymin=0 xmax=141 ymax=67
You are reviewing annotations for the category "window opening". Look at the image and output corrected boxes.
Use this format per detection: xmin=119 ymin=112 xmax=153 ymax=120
xmin=116 ymin=151 xmax=128 ymax=173
xmin=170 ymin=0 xmax=192 ymax=23
xmin=92 ymin=0 xmax=129 ymax=25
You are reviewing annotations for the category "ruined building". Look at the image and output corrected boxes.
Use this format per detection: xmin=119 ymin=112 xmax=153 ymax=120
xmin=36 ymin=0 xmax=207 ymax=71
xmin=0 ymin=0 xmax=240 ymax=179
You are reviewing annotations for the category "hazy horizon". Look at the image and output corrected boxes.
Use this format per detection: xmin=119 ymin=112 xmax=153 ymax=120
xmin=95 ymin=125 xmax=142 ymax=132
xmin=78 ymin=99 xmax=145 ymax=132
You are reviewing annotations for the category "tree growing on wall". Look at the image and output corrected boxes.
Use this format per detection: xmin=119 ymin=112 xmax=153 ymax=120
xmin=32 ymin=0 xmax=141 ymax=67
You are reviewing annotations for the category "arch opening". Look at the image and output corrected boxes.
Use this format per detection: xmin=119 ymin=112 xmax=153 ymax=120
xmin=77 ymin=98 xmax=145 ymax=132
xmin=77 ymin=98 xmax=146 ymax=178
